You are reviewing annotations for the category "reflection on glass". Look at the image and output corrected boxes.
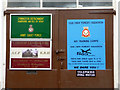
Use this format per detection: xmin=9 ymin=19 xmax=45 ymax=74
xmin=7 ymin=0 xmax=113 ymax=7
xmin=79 ymin=0 xmax=112 ymax=7
xmin=8 ymin=0 xmax=40 ymax=7
xmin=43 ymin=0 xmax=76 ymax=8
xmin=43 ymin=2 xmax=76 ymax=8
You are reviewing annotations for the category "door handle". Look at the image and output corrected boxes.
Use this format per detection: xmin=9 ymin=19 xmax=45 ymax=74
xmin=56 ymin=49 xmax=65 ymax=54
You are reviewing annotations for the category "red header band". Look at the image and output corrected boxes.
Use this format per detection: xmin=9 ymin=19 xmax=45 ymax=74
xmin=12 ymin=41 xmax=50 ymax=48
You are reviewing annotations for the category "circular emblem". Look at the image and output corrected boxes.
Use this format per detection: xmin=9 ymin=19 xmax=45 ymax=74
xmin=28 ymin=25 xmax=34 ymax=32
xmin=82 ymin=27 xmax=90 ymax=37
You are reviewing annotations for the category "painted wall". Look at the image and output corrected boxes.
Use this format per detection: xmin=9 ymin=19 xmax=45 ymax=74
xmin=118 ymin=0 xmax=120 ymax=89
xmin=0 ymin=0 xmax=6 ymax=89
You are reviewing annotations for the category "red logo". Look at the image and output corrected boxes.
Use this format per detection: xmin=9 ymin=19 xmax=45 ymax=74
xmin=28 ymin=25 xmax=34 ymax=32
xmin=82 ymin=27 xmax=90 ymax=37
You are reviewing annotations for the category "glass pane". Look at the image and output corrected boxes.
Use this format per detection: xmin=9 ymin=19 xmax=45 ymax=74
xmin=43 ymin=0 xmax=76 ymax=8
xmin=79 ymin=0 xmax=112 ymax=7
xmin=8 ymin=0 xmax=40 ymax=7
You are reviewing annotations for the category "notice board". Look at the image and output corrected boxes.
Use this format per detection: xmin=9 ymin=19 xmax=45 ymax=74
xmin=10 ymin=14 xmax=52 ymax=70
xmin=67 ymin=19 xmax=106 ymax=70
xmin=10 ymin=14 xmax=52 ymax=39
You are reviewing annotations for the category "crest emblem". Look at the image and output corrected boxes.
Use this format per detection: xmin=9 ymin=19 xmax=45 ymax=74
xmin=82 ymin=27 xmax=90 ymax=37
xmin=28 ymin=25 xmax=34 ymax=32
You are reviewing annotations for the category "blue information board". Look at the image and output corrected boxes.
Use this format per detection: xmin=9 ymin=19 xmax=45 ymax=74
xmin=67 ymin=19 xmax=105 ymax=70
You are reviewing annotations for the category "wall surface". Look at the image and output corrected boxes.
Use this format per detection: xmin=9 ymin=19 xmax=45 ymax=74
xmin=0 ymin=0 xmax=6 ymax=89
xmin=0 ymin=0 xmax=3 ymax=89
xmin=118 ymin=0 xmax=120 ymax=89
xmin=114 ymin=0 xmax=119 ymax=89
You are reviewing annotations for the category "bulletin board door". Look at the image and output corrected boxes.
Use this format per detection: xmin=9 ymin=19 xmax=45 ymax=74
xmin=5 ymin=10 xmax=59 ymax=89
xmin=5 ymin=9 xmax=114 ymax=89
xmin=58 ymin=9 xmax=114 ymax=88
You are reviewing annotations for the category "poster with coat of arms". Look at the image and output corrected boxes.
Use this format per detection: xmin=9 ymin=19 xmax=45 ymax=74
xmin=10 ymin=14 xmax=52 ymax=39
xmin=67 ymin=19 xmax=105 ymax=70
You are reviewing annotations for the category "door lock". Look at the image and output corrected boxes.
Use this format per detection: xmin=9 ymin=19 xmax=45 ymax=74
xmin=56 ymin=49 xmax=65 ymax=54
xmin=57 ymin=56 xmax=65 ymax=60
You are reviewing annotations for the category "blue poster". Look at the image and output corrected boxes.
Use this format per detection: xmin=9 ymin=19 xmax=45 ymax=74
xmin=67 ymin=19 xmax=105 ymax=70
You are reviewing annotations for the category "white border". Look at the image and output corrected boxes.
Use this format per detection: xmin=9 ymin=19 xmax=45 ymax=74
xmin=7 ymin=7 xmax=114 ymax=10
xmin=9 ymin=14 xmax=52 ymax=70
xmin=9 ymin=40 xmax=52 ymax=70
xmin=10 ymin=13 xmax=52 ymax=40
xmin=114 ymin=0 xmax=119 ymax=89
